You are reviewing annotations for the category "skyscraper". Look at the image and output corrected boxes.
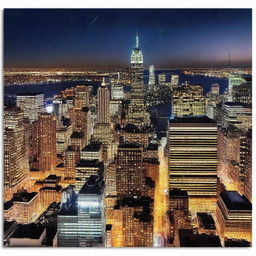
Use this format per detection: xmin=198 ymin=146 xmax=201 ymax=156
xmin=77 ymin=175 xmax=106 ymax=247
xmin=16 ymin=93 xmax=44 ymax=123
xmin=4 ymin=106 xmax=29 ymax=200
xmin=148 ymin=65 xmax=155 ymax=88
xmin=228 ymin=75 xmax=246 ymax=102
xmin=127 ymin=32 xmax=149 ymax=126
xmin=169 ymin=116 xmax=218 ymax=212
xmin=172 ymin=84 xmax=207 ymax=117
xmin=171 ymin=74 xmax=179 ymax=86
xmin=97 ymin=77 xmax=110 ymax=124
xmin=38 ymin=113 xmax=57 ymax=173
xmin=116 ymin=143 xmax=143 ymax=197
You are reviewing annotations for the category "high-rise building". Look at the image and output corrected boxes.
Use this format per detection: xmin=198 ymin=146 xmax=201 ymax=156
xmin=74 ymin=85 xmax=90 ymax=109
xmin=148 ymin=65 xmax=155 ymax=87
xmin=16 ymin=93 xmax=44 ymax=123
xmin=114 ymin=196 xmax=154 ymax=247
xmin=215 ymin=191 xmax=252 ymax=244
xmin=171 ymin=74 xmax=179 ymax=86
xmin=97 ymin=78 xmax=110 ymax=124
xmin=158 ymin=73 xmax=166 ymax=85
xmin=38 ymin=113 xmax=57 ymax=173
xmin=116 ymin=142 xmax=144 ymax=197
xmin=228 ymin=74 xmax=246 ymax=101
xmin=169 ymin=116 xmax=218 ymax=212
xmin=127 ymin=32 xmax=149 ymax=126
xmin=172 ymin=84 xmax=207 ymax=117
xmin=210 ymin=83 xmax=220 ymax=95
xmin=111 ymin=84 xmax=124 ymax=100
xmin=75 ymin=160 xmax=104 ymax=192
xmin=77 ymin=175 xmax=106 ymax=247
xmin=4 ymin=106 xmax=29 ymax=200
xmin=57 ymin=175 xmax=105 ymax=247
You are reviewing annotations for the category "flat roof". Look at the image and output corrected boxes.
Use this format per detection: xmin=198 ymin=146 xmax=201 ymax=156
xmin=79 ymin=175 xmax=105 ymax=195
xmin=12 ymin=192 xmax=38 ymax=203
xmin=11 ymin=224 xmax=45 ymax=239
xmin=220 ymin=191 xmax=252 ymax=211
xmin=169 ymin=116 xmax=217 ymax=127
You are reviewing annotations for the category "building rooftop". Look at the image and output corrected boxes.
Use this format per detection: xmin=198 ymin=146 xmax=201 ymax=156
xmin=81 ymin=142 xmax=102 ymax=151
xmin=170 ymin=189 xmax=188 ymax=198
xmin=225 ymin=238 xmax=251 ymax=247
xmin=197 ymin=213 xmax=216 ymax=230
xmin=118 ymin=142 xmax=141 ymax=149
xmin=39 ymin=186 xmax=62 ymax=192
xmin=16 ymin=93 xmax=44 ymax=97
xmin=76 ymin=159 xmax=103 ymax=168
xmin=169 ymin=116 xmax=216 ymax=125
xmin=179 ymin=229 xmax=221 ymax=247
xmin=12 ymin=192 xmax=38 ymax=203
xmin=4 ymin=200 xmax=14 ymax=210
xmin=79 ymin=175 xmax=105 ymax=195
xmin=10 ymin=224 xmax=45 ymax=239
xmin=220 ymin=191 xmax=252 ymax=211
xmin=71 ymin=131 xmax=84 ymax=139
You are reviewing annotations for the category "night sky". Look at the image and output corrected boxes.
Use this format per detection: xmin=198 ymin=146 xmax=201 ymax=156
xmin=4 ymin=9 xmax=252 ymax=68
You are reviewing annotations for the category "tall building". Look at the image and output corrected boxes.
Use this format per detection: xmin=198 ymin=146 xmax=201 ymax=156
xmin=77 ymin=175 xmax=106 ymax=247
xmin=210 ymin=83 xmax=220 ymax=95
xmin=74 ymin=85 xmax=90 ymax=109
xmin=38 ymin=113 xmax=57 ymax=173
xmin=97 ymin=78 xmax=110 ymax=124
xmin=57 ymin=175 xmax=105 ymax=247
xmin=158 ymin=73 xmax=166 ymax=84
xmin=116 ymin=143 xmax=144 ymax=197
xmin=172 ymin=84 xmax=207 ymax=117
xmin=228 ymin=74 xmax=246 ymax=101
xmin=4 ymin=106 xmax=29 ymax=200
xmin=130 ymin=32 xmax=143 ymax=83
xmin=171 ymin=74 xmax=179 ymax=86
xmin=114 ymin=196 xmax=154 ymax=247
xmin=148 ymin=65 xmax=155 ymax=87
xmin=16 ymin=93 xmax=44 ymax=123
xmin=215 ymin=191 xmax=252 ymax=244
xmin=127 ymin=32 xmax=149 ymax=126
xmin=169 ymin=116 xmax=218 ymax=212
xmin=75 ymin=159 xmax=104 ymax=192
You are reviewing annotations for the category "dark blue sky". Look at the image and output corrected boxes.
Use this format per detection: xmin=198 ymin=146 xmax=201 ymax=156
xmin=4 ymin=9 xmax=252 ymax=68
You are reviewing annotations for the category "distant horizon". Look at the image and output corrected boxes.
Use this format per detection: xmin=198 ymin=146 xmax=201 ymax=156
xmin=4 ymin=9 xmax=252 ymax=69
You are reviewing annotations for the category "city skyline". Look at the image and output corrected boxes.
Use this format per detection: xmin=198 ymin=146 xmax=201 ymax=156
xmin=4 ymin=9 xmax=252 ymax=68
xmin=3 ymin=8 xmax=252 ymax=248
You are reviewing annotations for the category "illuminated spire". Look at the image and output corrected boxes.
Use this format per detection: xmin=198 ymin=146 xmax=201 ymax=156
xmin=101 ymin=77 xmax=106 ymax=87
xmin=136 ymin=29 xmax=139 ymax=48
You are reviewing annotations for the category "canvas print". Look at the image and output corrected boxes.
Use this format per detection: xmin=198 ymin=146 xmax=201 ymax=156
xmin=3 ymin=9 xmax=252 ymax=247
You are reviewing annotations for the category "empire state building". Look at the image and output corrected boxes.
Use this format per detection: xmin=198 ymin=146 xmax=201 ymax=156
xmin=127 ymin=32 xmax=149 ymax=127
xmin=130 ymin=33 xmax=144 ymax=84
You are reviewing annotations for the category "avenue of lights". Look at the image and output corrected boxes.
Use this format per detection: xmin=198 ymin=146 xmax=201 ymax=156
xmin=3 ymin=33 xmax=252 ymax=248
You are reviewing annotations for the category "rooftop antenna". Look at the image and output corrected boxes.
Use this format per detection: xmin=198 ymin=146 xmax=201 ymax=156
xmin=136 ymin=28 xmax=139 ymax=48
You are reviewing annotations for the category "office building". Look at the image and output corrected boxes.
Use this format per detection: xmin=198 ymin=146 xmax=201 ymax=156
xmin=148 ymin=65 xmax=155 ymax=88
xmin=171 ymin=74 xmax=179 ymax=86
xmin=97 ymin=77 xmax=110 ymax=124
xmin=4 ymin=106 xmax=29 ymax=200
xmin=75 ymin=159 xmax=104 ymax=192
xmin=38 ymin=113 xmax=57 ymax=173
xmin=215 ymin=191 xmax=252 ymax=243
xmin=169 ymin=116 xmax=218 ymax=212
xmin=172 ymin=84 xmax=207 ymax=117
xmin=116 ymin=143 xmax=144 ymax=197
xmin=16 ymin=93 xmax=44 ymax=123
xmin=158 ymin=73 xmax=166 ymax=84
xmin=228 ymin=74 xmax=246 ymax=101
